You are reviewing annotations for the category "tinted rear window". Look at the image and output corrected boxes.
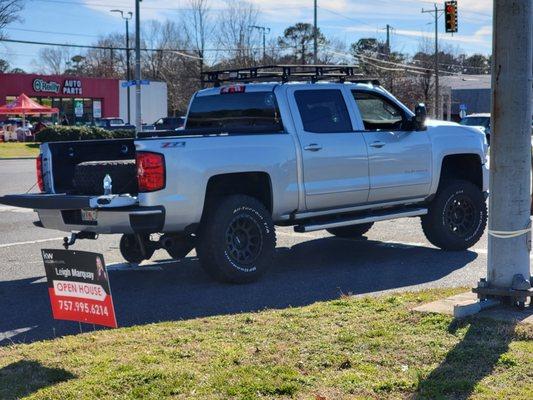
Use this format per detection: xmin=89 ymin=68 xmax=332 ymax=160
xmin=186 ymin=92 xmax=283 ymax=132
xmin=294 ymin=90 xmax=352 ymax=133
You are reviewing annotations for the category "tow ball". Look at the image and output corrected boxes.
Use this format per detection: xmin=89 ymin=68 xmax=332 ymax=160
xmin=63 ymin=232 xmax=99 ymax=249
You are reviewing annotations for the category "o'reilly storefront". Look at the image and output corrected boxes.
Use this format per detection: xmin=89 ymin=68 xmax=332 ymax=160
xmin=0 ymin=73 xmax=119 ymax=124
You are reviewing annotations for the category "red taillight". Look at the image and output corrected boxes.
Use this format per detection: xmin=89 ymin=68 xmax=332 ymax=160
xmin=136 ymin=152 xmax=165 ymax=192
xmin=36 ymin=154 xmax=44 ymax=192
xmin=220 ymin=85 xmax=246 ymax=94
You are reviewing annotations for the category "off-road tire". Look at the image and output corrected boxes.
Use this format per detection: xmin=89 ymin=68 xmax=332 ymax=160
xmin=327 ymin=222 xmax=374 ymax=238
xmin=119 ymin=234 xmax=155 ymax=264
xmin=196 ymin=195 xmax=276 ymax=283
xmin=74 ymin=159 xmax=137 ymax=195
xmin=422 ymin=179 xmax=487 ymax=250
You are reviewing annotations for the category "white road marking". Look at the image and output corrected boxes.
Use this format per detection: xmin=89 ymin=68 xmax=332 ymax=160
xmin=0 ymin=326 xmax=37 ymax=342
xmin=0 ymin=205 xmax=35 ymax=214
xmin=0 ymin=237 xmax=64 ymax=249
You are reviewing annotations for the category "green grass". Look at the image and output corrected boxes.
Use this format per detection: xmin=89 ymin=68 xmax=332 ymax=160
xmin=0 ymin=289 xmax=531 ymax=400
xmin=0 ymin=143 xmax=40 ymax=158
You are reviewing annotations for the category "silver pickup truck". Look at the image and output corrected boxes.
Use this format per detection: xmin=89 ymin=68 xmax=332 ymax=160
xmin=0 ymin=66 xmax=489 ymax=283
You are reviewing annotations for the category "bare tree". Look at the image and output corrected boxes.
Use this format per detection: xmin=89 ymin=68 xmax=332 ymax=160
xmin=141 ymin=20 xmax=200 ymax=115
xmin=0 ymin=0 xmax=23 ymax=39
xmin=35 ymin=46 xmax=74 ymax=74
xmin=216 ymin=0 xmax=261 ymax=67
xmin=0 ymin=58 xmax=9 ymax=72
xmin=185 ymin=0 xmax=212 ymax=87
xmin=83 ymin=34 xmax=124 ymax=78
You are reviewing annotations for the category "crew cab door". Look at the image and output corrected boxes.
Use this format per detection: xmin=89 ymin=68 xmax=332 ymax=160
xmin=350 ymin=90 xmax=431 ymax=203
xmin=287 ymin=86 xmax=369 ymax=210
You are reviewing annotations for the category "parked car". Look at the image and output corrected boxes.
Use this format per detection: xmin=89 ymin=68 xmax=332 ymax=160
xmin=94 ymin=118 xmax=135 ymax=131
xmin=0 ymin=65 xmax=489 ymax=284
xmin=153 ymin=116 xmax=186 ymax=131
xmin=460 ymin=113 xmax=491 ymax=144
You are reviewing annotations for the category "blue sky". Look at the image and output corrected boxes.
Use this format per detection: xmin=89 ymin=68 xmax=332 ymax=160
xmin=1 ymin=0 xmax=493 ymax=72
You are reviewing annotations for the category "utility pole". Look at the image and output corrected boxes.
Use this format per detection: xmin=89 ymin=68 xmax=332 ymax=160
xmin=422 ymin=3 xmax=444 ymax=119
xmin=134 ymin=0 xmax=141 ymax=136
xmin=384 ymin=24 xmax=393 ymax=91
xmin=249 ymin=25 xmax=271 ymax=62
xmin=111 ymin=9 xmax=133 ymax=125
xmin=313 ymin=0 xmax=318 ymax=64
xmin=385 ymin=24 xmax=391 ymax=55
xmin=484 ymin=0 xmax=532 ymax=297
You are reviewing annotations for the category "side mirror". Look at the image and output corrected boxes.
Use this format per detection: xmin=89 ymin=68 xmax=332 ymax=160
xmin=414 ymin=103 xmax=427 ymax=131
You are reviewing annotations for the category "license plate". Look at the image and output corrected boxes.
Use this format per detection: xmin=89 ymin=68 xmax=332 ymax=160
xmin=81 ymin=209 xmax=98 ymax=222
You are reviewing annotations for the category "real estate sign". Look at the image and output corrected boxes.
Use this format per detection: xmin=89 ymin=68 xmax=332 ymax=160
xmin=41 ymin=249 xmax=117 ymax=328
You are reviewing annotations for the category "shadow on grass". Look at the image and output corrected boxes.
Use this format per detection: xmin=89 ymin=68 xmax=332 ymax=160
xmin=0 ymin=360 xmax=75 ymax=399
xmin=416 ymin=318 xmax=517 ymax=399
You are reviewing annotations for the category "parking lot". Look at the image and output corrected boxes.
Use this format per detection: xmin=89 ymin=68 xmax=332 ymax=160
xmin=0 ymin=158 xmax=490 ymax=345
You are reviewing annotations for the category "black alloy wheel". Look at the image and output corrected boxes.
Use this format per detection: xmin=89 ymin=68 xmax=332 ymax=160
xmin=225 ymin=214 xmax=263 ymax=265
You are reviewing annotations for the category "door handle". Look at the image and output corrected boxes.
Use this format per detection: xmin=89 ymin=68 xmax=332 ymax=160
xmin=304 ymin=144 xmax=323 ymax=152
xmin=369 ymin=141 xmax=386 ymax=148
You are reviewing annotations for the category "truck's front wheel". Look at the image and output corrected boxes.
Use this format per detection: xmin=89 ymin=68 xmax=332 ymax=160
xmin=422 ymin=180 xmax=487 ymax=250
xmin=197 ymin=195 xmax=276 ymax=283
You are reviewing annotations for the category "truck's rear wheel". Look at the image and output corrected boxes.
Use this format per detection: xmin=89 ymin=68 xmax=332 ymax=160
xmin=119 ymin=234 xmax=155 ymax=264
xmin=422 ymin=180 xmax=487 ymax=250
xmin=197 ymin=195 xmax=276 ymax=283
xmin=327 ymin=222 xmax=373 ymax=238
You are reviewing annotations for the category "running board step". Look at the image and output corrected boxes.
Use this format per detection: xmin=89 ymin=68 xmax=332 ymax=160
xmin=294 ymin=207 xmax=428 ymax=233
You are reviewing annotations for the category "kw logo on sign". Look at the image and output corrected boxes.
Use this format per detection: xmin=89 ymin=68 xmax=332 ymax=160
xmin=42 ymin=252 xmax=54 ymax=260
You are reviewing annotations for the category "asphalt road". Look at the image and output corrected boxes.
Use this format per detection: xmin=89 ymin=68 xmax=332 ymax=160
xmin=0 ymin=159 xmax=490 ymax=345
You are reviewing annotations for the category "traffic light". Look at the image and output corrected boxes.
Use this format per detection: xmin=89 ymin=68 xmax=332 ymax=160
xmin=445 ymin=1 xmax=458 ymax=33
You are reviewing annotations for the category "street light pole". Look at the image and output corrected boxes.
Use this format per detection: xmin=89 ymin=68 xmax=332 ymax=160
xmin=125 ymin=17 xmax=131 ymax=125
xmin=249 ymin=25 xmax=271 ymax=63
xmin=313 ymin=0 xmax=318 ymax=64
xmin=110 ymin=9 xmax=133 ymax=125
xmin=134 ymin=0 xmax=142 ymax=136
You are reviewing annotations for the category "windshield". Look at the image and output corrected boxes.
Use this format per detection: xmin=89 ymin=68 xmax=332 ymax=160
xmin=460 ymin=117 xmax=489 ymax=127
xmin=186 ymin=91 xmax=283 ymax=133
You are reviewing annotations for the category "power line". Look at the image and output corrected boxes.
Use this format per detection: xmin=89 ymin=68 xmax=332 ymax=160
xmin=0 ymin=37 xmax=286 ymax=55
xmin=6 ymin=27 xmax=100 ymax=38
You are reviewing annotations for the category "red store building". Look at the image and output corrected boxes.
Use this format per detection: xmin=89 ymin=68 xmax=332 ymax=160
xmin=0 ymin=73 xmax=120 ymax=124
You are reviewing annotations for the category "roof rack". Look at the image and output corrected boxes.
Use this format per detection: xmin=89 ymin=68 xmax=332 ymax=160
xmin=201 ymin=65 xmax=381 ymax=87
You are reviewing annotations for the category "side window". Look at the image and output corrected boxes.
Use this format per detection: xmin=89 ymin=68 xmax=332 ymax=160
xmin=294 ymin=90 xmax=352 ymax=133
xmin=352 ymin=91 xmax=405 ymax=131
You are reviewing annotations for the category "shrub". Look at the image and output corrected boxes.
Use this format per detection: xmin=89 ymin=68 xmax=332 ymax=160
xmin=36 ymin=126 xmax=135 ymax=143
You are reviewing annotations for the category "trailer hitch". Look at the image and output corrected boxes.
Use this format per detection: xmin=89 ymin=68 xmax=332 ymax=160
xmin=63 ymin=232 xmax=99 ymax=249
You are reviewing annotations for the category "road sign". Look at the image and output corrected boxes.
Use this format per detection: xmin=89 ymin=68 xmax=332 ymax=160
xmin=460 ymin=104 xmax=467 ymax=111
xmin=41 ymin=249 xmax=117 ymax=328
xmin=121 ymin=80 xmax=150 ymax=87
